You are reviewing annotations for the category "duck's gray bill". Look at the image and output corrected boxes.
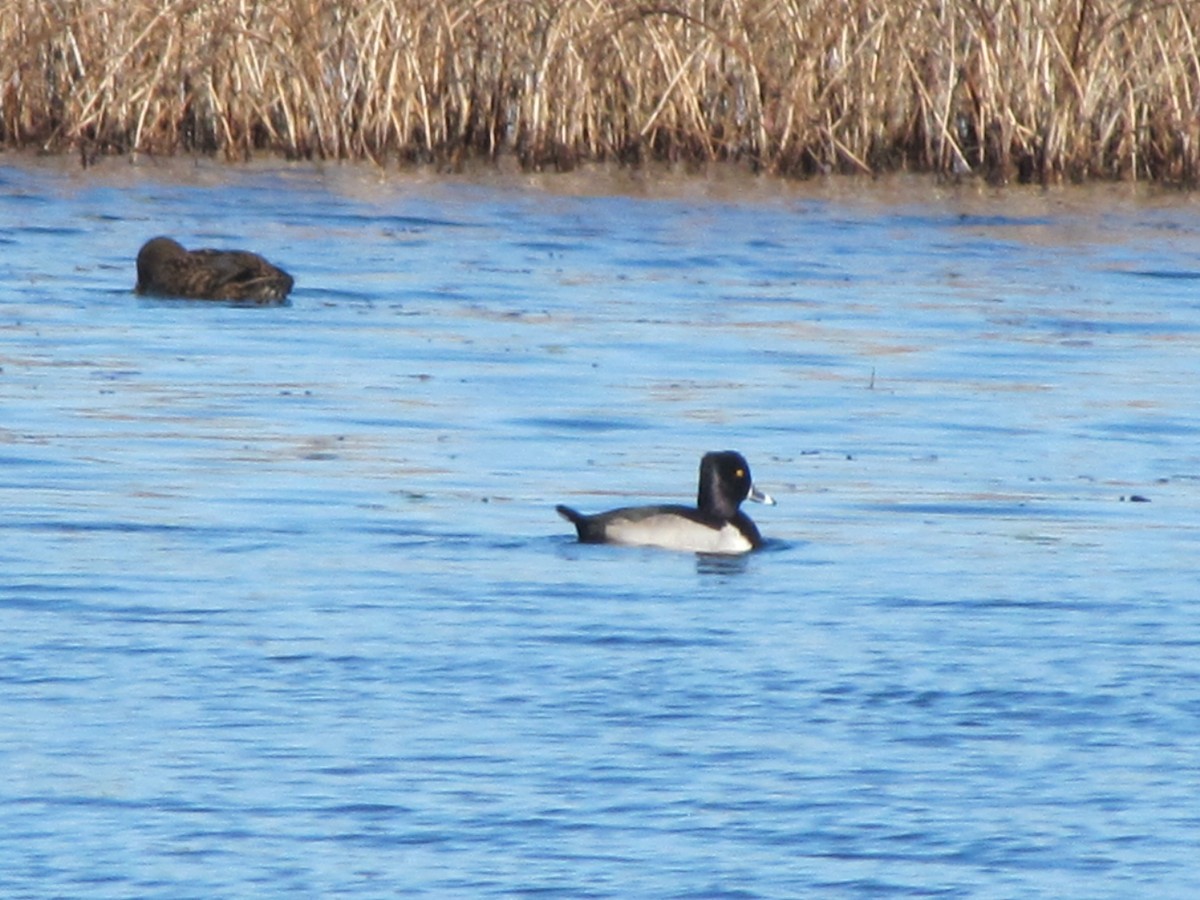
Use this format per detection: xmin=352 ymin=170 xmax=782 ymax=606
xmin=749 ymin=485 xmax=776 ymax=506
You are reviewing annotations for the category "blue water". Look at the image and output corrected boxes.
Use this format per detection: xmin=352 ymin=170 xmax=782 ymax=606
xmin=2 ymin=157 xmax=1199 ymax=897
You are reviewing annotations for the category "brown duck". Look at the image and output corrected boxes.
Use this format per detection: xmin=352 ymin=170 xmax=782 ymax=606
xmin=135 ymin=237 xmax=294 ymax=303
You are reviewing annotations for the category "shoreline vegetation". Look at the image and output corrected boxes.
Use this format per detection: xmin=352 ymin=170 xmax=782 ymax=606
xmin=3 ymin=1 xmax=1199 ymax=184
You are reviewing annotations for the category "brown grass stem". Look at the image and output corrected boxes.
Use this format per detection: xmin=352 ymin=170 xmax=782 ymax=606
xmin=3 ymin=0 xmax=1199 ymax=183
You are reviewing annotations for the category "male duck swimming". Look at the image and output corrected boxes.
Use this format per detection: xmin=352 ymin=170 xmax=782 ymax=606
xmin=557 ymin=450 xmax=774 ymax=554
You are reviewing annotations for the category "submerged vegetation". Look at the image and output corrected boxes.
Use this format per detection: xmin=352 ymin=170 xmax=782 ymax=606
xmin=3 ymin=0 xmax=1199 ymax=183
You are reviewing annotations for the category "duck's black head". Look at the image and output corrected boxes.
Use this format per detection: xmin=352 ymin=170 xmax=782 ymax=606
xmin=697 ymin=451 xmax=772 ymax=520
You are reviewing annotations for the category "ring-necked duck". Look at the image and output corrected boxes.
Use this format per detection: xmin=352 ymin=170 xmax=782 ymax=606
xmin=135 ymin=236 xmax=294 ymax=303
xmin=556 ymin=450 xmax=774 ymax=554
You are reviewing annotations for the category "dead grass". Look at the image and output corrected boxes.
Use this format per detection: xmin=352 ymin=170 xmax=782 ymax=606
xmin=3 ymin=0 xmax=1199 ymax=183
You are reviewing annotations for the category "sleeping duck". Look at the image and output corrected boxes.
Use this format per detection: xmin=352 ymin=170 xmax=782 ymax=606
xmin=135 ymin=236 xmax=293 ymax=303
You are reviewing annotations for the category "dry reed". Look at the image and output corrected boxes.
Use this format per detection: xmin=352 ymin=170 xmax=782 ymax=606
xmin=3 ymin=0 xmax=1199 ymax=183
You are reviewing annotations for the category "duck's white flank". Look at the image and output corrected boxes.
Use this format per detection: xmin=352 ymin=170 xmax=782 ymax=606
xmin=600 ymin=513 xmax=754 ymax=554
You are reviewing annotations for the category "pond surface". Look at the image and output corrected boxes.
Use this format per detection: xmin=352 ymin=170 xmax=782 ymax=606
xmin=2 ymin=156 xmax=1200 ymax=897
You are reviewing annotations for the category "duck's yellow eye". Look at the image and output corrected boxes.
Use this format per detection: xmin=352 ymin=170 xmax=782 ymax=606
xmin=735 ymin=468 xmax=745 ymax=478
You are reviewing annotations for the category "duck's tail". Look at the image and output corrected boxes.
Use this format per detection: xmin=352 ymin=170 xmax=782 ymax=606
xmin=557 ymin=504 xmax=592 ymax=539
xmin=556 ymin=504 xmax=583 ymax=525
